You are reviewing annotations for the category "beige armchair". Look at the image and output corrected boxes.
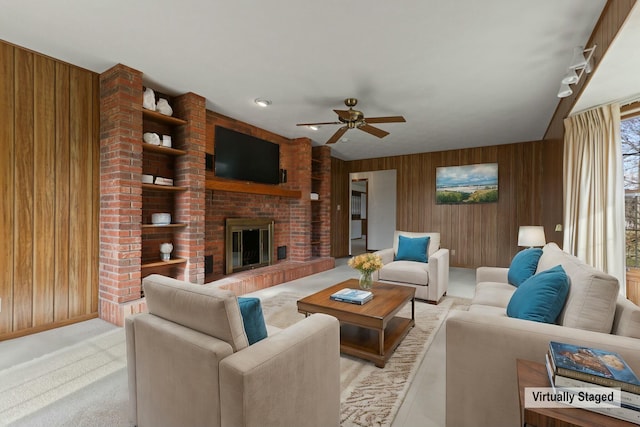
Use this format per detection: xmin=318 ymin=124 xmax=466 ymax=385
xmin=372 ymin=231 xmax=449 ymax=303
xmin=125 ymin=274 xmax=340 ymax=427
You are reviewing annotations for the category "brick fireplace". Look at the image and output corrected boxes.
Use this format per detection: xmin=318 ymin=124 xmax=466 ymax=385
xmin=98 ymin=64 xmax=333 ymax=326
xmin=204 ymin=111 xmax=333 ymax=282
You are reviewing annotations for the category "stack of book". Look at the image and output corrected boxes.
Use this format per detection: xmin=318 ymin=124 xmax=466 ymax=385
xmin=545 ymin=341 xmax=640 ymax=423
xmin=330 ymin=288 xmax=373 ymax=305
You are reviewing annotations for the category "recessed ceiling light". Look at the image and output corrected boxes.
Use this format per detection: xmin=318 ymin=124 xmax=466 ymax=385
xmin=254 ymin=98 xmax=272 ymax=107
xmin=308 ymin=125 xmax=318 ymax=131
xmin=340 ymin=137 xmax=349 ymax=143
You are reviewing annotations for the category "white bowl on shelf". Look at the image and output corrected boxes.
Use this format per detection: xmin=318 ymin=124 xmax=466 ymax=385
xmin=151 ymin=213 xmax=171 ymax=225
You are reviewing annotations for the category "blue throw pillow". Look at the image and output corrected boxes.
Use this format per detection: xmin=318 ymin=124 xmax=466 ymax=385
xmin=508 ymin=248 xmax=543 ymax=287
xmin=237 ymin=297 xmax=268 ymax=345
xmin=506 ymin=265 xmax=570 ymax=324
xmin=395 ymin=235 xmax=430 ymax=263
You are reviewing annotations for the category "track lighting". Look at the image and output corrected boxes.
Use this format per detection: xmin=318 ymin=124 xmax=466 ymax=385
xmin=557 ymin=45 xmax=596 ymax=98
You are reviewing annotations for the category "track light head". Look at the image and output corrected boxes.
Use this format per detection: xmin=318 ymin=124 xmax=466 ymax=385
xmin=569 ymin=46 xmax=588 ymax=69
xmin=558 ymin=83 xmax=573 ymax=98
xmin=561 ymin=69 xmax=579 ymax=85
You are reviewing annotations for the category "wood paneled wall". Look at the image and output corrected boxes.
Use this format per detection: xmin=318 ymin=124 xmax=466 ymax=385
xmin=0 ymin=41 xmax=100 ymax=340
xmin=334 ymin=139 xmax=563 ymax=267
xmin=331 ymin=156 xmax=350 ymax=257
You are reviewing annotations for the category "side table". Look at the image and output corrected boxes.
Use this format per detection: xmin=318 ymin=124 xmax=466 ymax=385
xmin=517 ymin=359 xmax=636 ymax=427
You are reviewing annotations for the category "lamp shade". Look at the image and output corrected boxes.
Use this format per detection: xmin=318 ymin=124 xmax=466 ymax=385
xmin=518 ymin=226 xmax=546 ymax=247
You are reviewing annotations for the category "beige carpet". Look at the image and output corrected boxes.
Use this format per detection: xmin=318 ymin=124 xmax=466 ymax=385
xmin=261 ymin=292 xmax=470 ymax=427
xmin=0 ymin=327 xmax=128 ymax=426
xmin=0 ymin=292 xmax=469 ymax=427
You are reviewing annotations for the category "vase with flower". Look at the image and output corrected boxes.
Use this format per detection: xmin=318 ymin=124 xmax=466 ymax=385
xmin=348 ymin=253 xmax=383 ymax=290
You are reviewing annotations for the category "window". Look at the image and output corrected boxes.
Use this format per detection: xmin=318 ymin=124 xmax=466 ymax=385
xmin=623 ymin=115 xmax=640 ymax=267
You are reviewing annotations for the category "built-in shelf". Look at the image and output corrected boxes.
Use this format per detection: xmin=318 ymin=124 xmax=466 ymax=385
xmin=142 ymin=109 xmax=188 ymax=126
xmin=142 ymin=183 xmax=188 ymax=191
xmin=205 ymin=174 xmax=301 ymax=198
xmin=141 ymin=223 xmax=188 ymax=230
xmin=142 ymin=144 xmax=187 ymax=156
xmin=141 ymin=258 xmax=187 ymax=269
xmin=141 ymin=104 xmax=190 ymax=283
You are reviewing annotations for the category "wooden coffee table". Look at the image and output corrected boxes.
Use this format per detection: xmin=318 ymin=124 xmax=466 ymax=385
xmin=297 ymin=279 xmax=415 ymax=368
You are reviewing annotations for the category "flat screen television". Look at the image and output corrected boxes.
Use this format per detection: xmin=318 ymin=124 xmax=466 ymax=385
xmin=214 ymin=126 xmax=280 ymax=185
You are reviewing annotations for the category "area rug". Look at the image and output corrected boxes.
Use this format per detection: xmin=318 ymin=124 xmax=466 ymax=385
xmin=0 ymin=292 xmax=469 ymax=427
xmin=261 ymin=292 xmax=470 ymax=427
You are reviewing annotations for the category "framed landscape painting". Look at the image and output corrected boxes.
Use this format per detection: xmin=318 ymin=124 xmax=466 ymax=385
xmin=436 ymin=163 xmax=498 ymax=204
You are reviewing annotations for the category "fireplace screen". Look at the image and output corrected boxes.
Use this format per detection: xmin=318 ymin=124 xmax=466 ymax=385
xmin=225 ymin=218 xmax=274 ymax=274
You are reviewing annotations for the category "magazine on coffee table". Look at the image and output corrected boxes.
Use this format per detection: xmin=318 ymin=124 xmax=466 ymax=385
xmin=330 ymin=288 xmax=373 ymax=305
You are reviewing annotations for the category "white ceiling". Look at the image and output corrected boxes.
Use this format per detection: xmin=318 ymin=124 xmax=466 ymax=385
xmin=2 ymin=0 xmax=635 ymax=161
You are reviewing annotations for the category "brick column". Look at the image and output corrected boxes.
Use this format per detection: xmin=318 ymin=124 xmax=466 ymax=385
xmin=173 ymin=93 xmax=207 ymax=284
xmin=289 ymin=137 xmax=312 ymax=261
xmin=99 ymin=64 xmax=144 ymax=325
xmin=313 ymin=145 xmax=332 ymax=258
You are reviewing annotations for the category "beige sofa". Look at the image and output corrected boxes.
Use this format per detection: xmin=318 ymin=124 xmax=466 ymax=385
xmin=373 ymin=231 xmax=449 ymax=303
xmin=446 ymin=243 xmax=640 ymax=427
xmin=126 ymin=274 xmax=340 ymax=427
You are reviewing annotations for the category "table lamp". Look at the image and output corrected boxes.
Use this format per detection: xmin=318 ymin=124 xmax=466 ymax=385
xmin=518 ymin=226 xmax=546 ymax=248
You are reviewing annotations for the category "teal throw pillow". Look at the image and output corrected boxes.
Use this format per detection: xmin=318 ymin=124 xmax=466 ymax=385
xmin=506 ymin=265 xmax=570 ymax=324
xmin=508 ymin=248 xmax=543 ymax=287
xmin=395 ymin=235 xmax=430 ymax=263
xmin=237 ymin=297 xmax=268 ymax=345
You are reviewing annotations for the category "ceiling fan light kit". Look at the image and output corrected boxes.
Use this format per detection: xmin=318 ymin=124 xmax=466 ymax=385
xmin=297 ymin=98 xmax=406 ymax=144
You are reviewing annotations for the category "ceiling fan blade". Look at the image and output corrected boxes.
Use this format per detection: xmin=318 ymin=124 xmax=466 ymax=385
xmin=296 ymin=121 xmax=342 ymax=126
xmin=326 ymin=126 xmax=348 ymax=144
xmin=364 ymin=116 xmax=406 ymax=124
xmin=333 ymin=109 xmax=351 ymax=121
xmin=358 ymin=124 xmax=389 ymax=138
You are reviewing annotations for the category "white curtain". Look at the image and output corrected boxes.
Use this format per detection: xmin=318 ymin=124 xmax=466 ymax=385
xmin=563 ymin=103 xmax=626 ymax=290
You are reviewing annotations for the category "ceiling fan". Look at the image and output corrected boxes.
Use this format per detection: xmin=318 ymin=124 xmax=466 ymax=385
xmin=297 ymin=98 xmax=406 ymax=144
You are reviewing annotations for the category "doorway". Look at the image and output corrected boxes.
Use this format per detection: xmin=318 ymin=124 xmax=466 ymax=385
xmin=351 ymin=179 xmax=368 ymax=255
xmin=349 ymin=170 xmax=397 ymax=255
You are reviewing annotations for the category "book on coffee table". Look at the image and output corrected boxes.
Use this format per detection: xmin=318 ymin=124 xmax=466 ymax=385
xmin=329 ymin=288 xmax=373 ymax=305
